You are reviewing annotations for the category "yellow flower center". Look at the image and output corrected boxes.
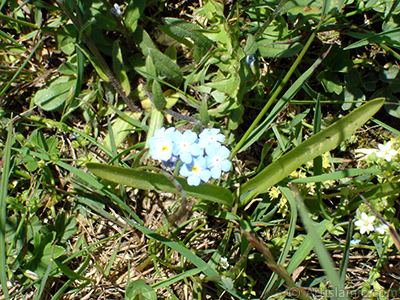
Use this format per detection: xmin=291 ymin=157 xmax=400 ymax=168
xmin=162 ymin=146 xmax=168 ymax=152
xmin=192 ymin=166 xmax=199 ymax=173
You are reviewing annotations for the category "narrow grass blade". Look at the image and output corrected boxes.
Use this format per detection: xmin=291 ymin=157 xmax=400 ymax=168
xmin=232 ymin=25 xmax=327 ymax=155
xmin=151 ymin=267 xmax=206 ymax=290
xmin=339 ymin=220 xmax=353 ymax=283
xmin=286 ymin=168 xmax=382 ymax=183
xmin=290 ymin=184 xmax=348 ymax=300
xmin=33 ymin=251 xmax=54 ymax=300
xmin=242 ymin=231 xmax=312 ymax=300
xmin=239 ymin=98 xmax=385 ymax=207
xmin=50 ymin=254 xmax=91 ymax=300
xmin=261 ymin=183 xmax=298 ymax=297
xmin=237 ymin=47 xmax=330 ymax=152
xmin=344 ymin=27 xmax=400 ymax=50
xmin=371 ymin=117 xmax=400 ymax=136
xmin=273 ymin=219 xmax=331 ymax=293
xmin=0 ymin=38 xmax=44 ymax=99
xmin=0 ymin=121 xmax=13 ymax=298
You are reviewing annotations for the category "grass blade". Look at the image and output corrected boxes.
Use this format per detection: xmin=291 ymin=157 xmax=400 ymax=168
xmin=0 ymin=121 xmax=14 ymax=298
xmin=290 ymin=184 xmax=348 ymax=300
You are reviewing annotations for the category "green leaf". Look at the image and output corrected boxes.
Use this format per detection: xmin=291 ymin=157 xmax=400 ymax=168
xmin=257 ymin=41 xmax=303 ymax=58
xmin=125 ymin=1 xmax=146 ymax=33
xmin=200 ymin=96 xmax=210 ymax=126
xmin=238 ymin=51 xmax=326 ymax=152
xmin=145 ymin=55 xmax=156 ymax=89
xmin=152 ymin=80 xmax=166 ymax=111
xmin=161 ymin=18 xmax=213 ymax=62
xmin=244 ymin=34 xmax=258 ymax=55
xmin=239 ymin=98 xmax=385 ymax=207
xmin=113 ymin=40 xmax=131 ymax=95
xmin=206 ymin=74 xmax=240 ymax=96
xmin=103 ymin=112 xmax=142 ymax=151
xmin=125 ymin=279 xmax=156 ymax=300
xmin=344 ymin=27 xmax=400 ymax=50
xmin=144 ymin=110 xmax=164 ymax=154
xmin=132 ymin=27 xmax=157 ymax=57
xmin=148 ymin=48 xmax=183 ymax=86
xmin=86 ymin=163 xmax=233 ymax=207
xmin=292 ymin=186 xmax=348 ymax=299
xmin=33 ymin=76 xmax=77 ymax=111
xmin=0 ymin=122 xmax=14 ymax=298
xmin=76 ymin=43 xmax=109 ymax=81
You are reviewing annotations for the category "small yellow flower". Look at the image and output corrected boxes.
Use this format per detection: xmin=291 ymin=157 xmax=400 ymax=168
xmin=269 ymin=186 xmax=281 ymax=199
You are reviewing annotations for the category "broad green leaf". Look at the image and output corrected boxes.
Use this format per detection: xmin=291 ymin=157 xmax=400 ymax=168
xmin=206 ymin=74 xmax=240 ymax=96
xmin=132 ymin=27 xmax=157 ymax=57
xmin=239 ymin=98 xmax=385 ymax=207
xmin=148 ymin=48 xmax=183 ymax=86
xmin=145 ymin=55 xmax=156 ymax=89
xmin=76 ymin=44 xmax=109 ymax=81
xmin=86 ymin=163 xmax=233 ymax=207
xmin=152 ymin=80 xmax=166 ymax=111
xmin=161 ymin=18 xmax=213 ymax=62
xmin=257 ymin=41 xmax=303 ymax=58
xmin=113 ymin=40 xmax=131 ymax=95
xmin=283 ymin=0 xmax=339 ymax=20
xmin=125 ymin=1 xmax=146 ymax=33
xmin=244 ymin=34 xmax=257 ymax=55
xmin=103 ymin=112 xmax=142 ymax=150
xmin=33 ymin=76 xmax=77 ymax=111
xmin=140 ymin=89 xmax=179 ymax=111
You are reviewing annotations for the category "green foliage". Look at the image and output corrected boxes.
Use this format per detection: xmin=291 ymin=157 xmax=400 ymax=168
xmin=2 ymin=0 xmax=400 ymax=298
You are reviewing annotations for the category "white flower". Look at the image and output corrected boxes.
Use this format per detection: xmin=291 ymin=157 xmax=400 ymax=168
xmin=220 ymin=257 xmax=229 ymax=269
xmin=375 ymin=223 xmax=389 ymax=235
xmin=110 ymin=3 xmax=122 ymax=16
xmin=350 ymin=239 xmax=360 ymax=245
xmin=376 ymin=142 xmax=397 ymax=162
xmin=354 ymin=148 xmax=376 ymax=160
xmin=354 ymin=212 xmax=375 ymax=234
xmin=149 ymin=136 xmax=174 ymax=162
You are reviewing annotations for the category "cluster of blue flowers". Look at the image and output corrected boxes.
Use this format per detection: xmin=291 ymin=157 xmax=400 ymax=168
xmin=148 ymin=127 xmax=232 ymax=186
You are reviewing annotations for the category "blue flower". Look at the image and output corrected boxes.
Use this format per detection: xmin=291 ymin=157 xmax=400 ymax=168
xmin=153 ymin=127 xmax=176 ymax=138
xmin=206 ymin=144 xmax=232 ymax=179
xmin=173 ymin=130 xmax=202 ymax=164
xmin=199 ymin=128 xmax=225 ymax=149
xmin=179 ymin=157 xmax=211 ymax=186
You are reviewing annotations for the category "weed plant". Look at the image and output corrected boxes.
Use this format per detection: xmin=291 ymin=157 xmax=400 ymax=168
xmin=1 ymin=0 xmax=400 ymax=299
